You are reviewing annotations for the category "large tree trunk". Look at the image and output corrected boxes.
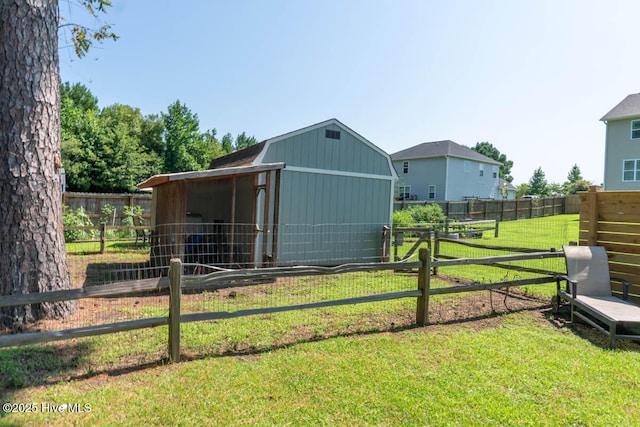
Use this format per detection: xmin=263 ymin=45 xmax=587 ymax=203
xmin=0 ymin=0 xmax=74 ymax=329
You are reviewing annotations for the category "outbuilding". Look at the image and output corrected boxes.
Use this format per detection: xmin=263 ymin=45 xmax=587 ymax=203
xmin=138 ymin=119 xmax=397 ymax=267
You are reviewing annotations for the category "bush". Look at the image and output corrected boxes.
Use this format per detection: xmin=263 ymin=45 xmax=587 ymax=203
xmin=392 ymin=209 xmax=414 ymax=228
xmin=100 ymin=204 xmax=117 ymax=239
xmin=63 ymin=206 xmax=93 ymax=242
xmin=120 ymin=205 xmax=145 ymax=239
xmin=407 ymin=204 xmax=446 ymax=225
xmin=393 ymin=204 xmax=446 ymax=230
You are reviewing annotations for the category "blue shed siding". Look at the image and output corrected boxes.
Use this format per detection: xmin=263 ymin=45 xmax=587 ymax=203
xmin=277 ymin=170 xmax=392 ymax=265
xmin=260 ymin=123 xmax=392 ymax=177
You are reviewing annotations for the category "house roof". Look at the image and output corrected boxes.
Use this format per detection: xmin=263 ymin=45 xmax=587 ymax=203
xmin=390 ymin=140 xmax=501 ymax=165
xmin=498 ymin=178 xmax=517 ymax=191
xmin=600 ymin=93 xmax=640 ymax=121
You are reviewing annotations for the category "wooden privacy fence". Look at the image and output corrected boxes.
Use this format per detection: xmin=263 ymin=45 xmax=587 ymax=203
xmin=62 ymin=192 xmax=152 ymax=222
xmin=64 ymin=224 xmax=151 ymax=253
xmin=579 ymin=187 xmax=640 ymax=303
xmin=0 ymin=249 xmax=562 ymax=362
xmin=394 ymin=196 xmax=567 ymax=221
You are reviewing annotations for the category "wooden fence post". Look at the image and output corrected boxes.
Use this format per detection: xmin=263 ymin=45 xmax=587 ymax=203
xmin=433 ymin=230 xmax=440 ymax=276
xmin=382 ymin=225 xmax=391 ymax=262
xmin=169 ymin=258 xmax=182 ymax=363
xmin=586 ymin=185 xmax=601 ymax=246
xmin=416 ymin=248 xmax=431 ymax=326
xmin=100 ymin=222 xmax=107 ymax=254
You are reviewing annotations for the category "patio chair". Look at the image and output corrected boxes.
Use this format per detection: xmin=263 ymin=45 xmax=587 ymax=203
xmin=133 ymin=215 xmax=150 ymax=245
xmin=554 ymin=245 xmax=640 ymax=348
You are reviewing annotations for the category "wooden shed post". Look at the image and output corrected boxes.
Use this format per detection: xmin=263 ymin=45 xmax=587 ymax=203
xmin=262 ymin=171 xmax=271 ymax=265
xmin=271 ymin=169 xmax=281 ymax=266
xmin=168 ymin=258 xmax=182 ymax=363
xmin=229 ymin=176 xmax=237 ymax=265
xmin=586 ymin=185 xmax=601 ymax=246
xmin=416 ymin=248 xmax=431 ymax=326
xmin=100 ymin=222 xmax=107 ymax=254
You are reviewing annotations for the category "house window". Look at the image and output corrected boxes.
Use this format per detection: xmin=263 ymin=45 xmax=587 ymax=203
xmin=632 ymin=120 xmax=640 ymax=139
xmin=403 ymin=161 xmax=409 ymax=174
xmin=428 ymin=185 xmax=436 ymax=200
xmin=464 ymin=161 xmax=471 ymax=173
xmin=398 ymin=185 xmax=411 ymax=199
xmin=479 ymin=164 xmax=484 ymax=177
xmin=623 ymin=159 xmax=640 ymax=181
xmin=325 ymin=129 xmax=341 ymax=140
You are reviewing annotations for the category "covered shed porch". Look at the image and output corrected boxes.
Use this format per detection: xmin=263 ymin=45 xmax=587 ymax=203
xmin=138 ymin=163 xmax=284 ymax=269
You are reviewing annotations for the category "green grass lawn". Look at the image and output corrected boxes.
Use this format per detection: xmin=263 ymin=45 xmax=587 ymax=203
xmin=3 ymin=214 xmax=639 ymax=426
xmin=2 ymin=308 xmax=639 ymax=426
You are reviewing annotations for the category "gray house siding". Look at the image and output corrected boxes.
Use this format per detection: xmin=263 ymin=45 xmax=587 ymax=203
xmin=601 ymin=93 xmax=640 ymax=191
xmin=604 ymin=118 xmax=640 ymax=191
xmin=394 ymin=158 xmax=446 ymax=200
xmin=393 ymin=157 xmax=498 ymax=201
xmin=446 ymin=157 xmax=499 ymax=200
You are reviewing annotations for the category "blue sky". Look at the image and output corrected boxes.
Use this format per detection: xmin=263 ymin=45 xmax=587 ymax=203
xmin=60 ymin=0 xmax=640 ymax=185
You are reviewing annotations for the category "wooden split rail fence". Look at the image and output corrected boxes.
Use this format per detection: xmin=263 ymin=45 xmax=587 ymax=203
xmin=0 ymin=249 xmax=563 ymax=362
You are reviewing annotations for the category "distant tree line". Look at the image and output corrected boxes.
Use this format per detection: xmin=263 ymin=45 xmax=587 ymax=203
xmin=516 ymin=164 xmax=592 ymax=198
xmin=470 ymin=142 xmax=592 ymax=198
xmin=60 ymin=82 xmax=257 ymax=193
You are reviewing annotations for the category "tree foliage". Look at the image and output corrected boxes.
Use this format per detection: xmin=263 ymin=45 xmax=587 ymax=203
xmin=566 ymin=164 xmax=583 ymax=183
xmin=162 ymin=100 xmax=218 ymax=173
xmin=59 ymin=0 xmax=119 ymax=58
xmin=59 ymin=87 xmax=257 ymax=189
xmin=528 ymin=167 xmax=549 ymax=196
xmin=61 ymin=92 xmax=162 ymax=192
xmin=563 ymin=164 xmax=591 ymax=195
xmin=234 ymin=132 xmax=258 ymax=151
xmin=471 ymin=142 xmax=514 ymax=182
xmin=60 ymin=81 xmax=98 ymax=111
xmin=221 ymin=133 xmax=234 ymax=154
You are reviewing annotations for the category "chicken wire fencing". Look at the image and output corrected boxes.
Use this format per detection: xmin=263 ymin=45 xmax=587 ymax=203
xmin=1 ymin=219 xmax=570 ymax=378
xmin=52 ymin=219 xmax=572 ymax=327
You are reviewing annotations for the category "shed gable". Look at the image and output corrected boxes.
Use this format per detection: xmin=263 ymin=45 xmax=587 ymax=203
xmin=259 ymin=120 xmax=393 ymax=177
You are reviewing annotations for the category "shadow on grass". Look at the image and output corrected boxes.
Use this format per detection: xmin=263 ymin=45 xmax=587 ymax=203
xmin=0 ymin=341 xmax=92 ymax=400
xmin=82 ymin=261 xmax=165 ymax=288
xmin=542 ymin=306 xmax=640 ymax=350
xmin=0 ymin=301 xmax=557 ymax=400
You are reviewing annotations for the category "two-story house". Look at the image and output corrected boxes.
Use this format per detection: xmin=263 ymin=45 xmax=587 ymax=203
xmin=390 ymin=140 xmax=502 ymax=201
xmin=601 ymin=93 xmax=640 ymax=191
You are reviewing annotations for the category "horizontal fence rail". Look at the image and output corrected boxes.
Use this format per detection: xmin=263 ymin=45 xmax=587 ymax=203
xmin=579 ymin=187 xmax=640 ymax=303
xmin=393 ymin=196 xmax=574 ymax=220
xmin=0 ymin=249 xmax=564 ymax=363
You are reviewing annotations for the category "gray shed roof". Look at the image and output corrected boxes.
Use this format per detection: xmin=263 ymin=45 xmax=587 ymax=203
xmin=600 ymin=93 xmax=640 ymax=121
xmin=390 ymin=140 xmax=501 ymax=165
xmin=208 ymin=141 xmax=266 ymax=169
